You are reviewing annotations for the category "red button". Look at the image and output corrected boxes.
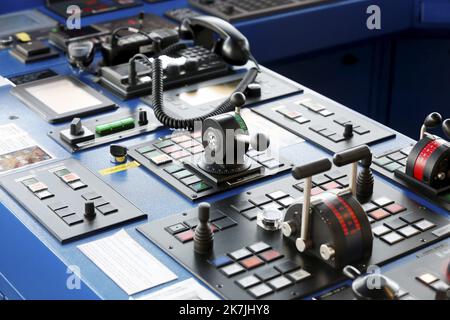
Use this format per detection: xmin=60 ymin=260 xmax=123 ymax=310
xmin=175 ymin=230 xmax=194 ymax=243
xmin=323 ymin=181 xmax=340 ymax=191
xmin=311 ymin=187 xmax=324 ymax=196
xmin=384 ymin=203 xmax=406 ymax=215
xmin=369 ymin=208 xmax=390 ymax=221
xmin=240 ymin=256 xmax=264 ymax=270
xmin=259 ymin=249 xmax=283 ymax=262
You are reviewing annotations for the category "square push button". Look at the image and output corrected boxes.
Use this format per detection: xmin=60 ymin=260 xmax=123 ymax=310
xmin=63 ymin=214 xmax=83 ymax=226
xmin=369 ymin=208 xmax=390 ymax=221
xmin=267 ymin=191 xmax=288 ymax=200
xmin=242 ymin=208 xmax=260 ymax=220
xmin=61 ymin=173 xmax=80 ymax=184
xmin=82 ymin=191 xmax=101 ymax=201
xmin=190 ymin=181 xmax=211 ymax=193
xmin=240 ymin=256 xmax=264 ymax=270
xmin=136 ymin=145 xmax=155 ymax=154
xmin=287 ymin=269 xmax=311 ymax=282
xmin=268 ymin=276 xmax=292 ymax=291
xmin=372 ymin=197 xmax=394 ymax=207
xmin=259 ymin=249 xmax=283 ymax=263
xmin=54 ymin=207 xmax=75 ymax=218
xmin=48 ymin=202 xmax=68 ymax=211
xmin=35 ymin=190 xmax=54 ymax=200
xmin=384 ymin=218 xmax=408 ymax=230
xmin=229 ymin=248 xmax=252 ymax=261
xmin=255 ymin=268 xmax=280 ymax=281
xmin=28 ymin=182 xmax=47 ymax=193
xmin=278 ymin=196 xmax=295 ymax=208
xmin=398 ymin=225 xmax=420 ymax=238
xmin=384 ymin=203 xmax=406 ymax=215
xmin=97 ymin=203 xmax=118 ymax=215
xmin=165 ymin=223 xmax=188 ymax=235
xmin=209 ymin=255 xmax=233 ymax=268
xmin=213 ymin=217 xmax=237 ymax=230
xmin=275 ymin=261 xmax=301 ymax=274
xmin=220 ymin=263 xmax=245 ymax=277
xmin=230 ymin=200 xmax=255 ymax=213
xmin=69 ymin=181 xmax=87 ymax=190
xmin=175 ymin=229 xmax=194 ymax=243
xmin=381 ymin=232 xmax=404 ymax=245
xmin=247 ymin=283 xmax=272 ymax=298
xmin=236 ymin=275 xmax=261 ymax=289
xmin=247 ymin=242 xmax=271 ymax=254
xmin=372 ymin=225 xmax=391 ymax=237
xmin=400 ymin=212 xmax=424 ymax=224
xmin=414 ymin=220 xmax=436 ymax=231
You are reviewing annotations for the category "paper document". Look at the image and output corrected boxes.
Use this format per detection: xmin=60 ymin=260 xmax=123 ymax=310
xmin=78 ymin=229 xmax=177 ymax=296
xmin=136 ymin=278 xmax=219 ymax=300
xmin=0 ymin=124 xmax=53 ymax=174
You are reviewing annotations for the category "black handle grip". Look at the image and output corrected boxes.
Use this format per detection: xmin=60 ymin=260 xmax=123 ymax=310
xmin=442 ymin=119 xmax=450 ymax=140
xmin=424 ymin=112 xmax=443 ymax=128
xmin=333 ymin=145 xmax=372 ymax=167
xmin=292 ymin=158 xmax=332 ymax=180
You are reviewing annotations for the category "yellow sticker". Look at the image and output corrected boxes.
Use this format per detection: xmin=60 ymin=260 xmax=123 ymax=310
xmin=99 ymin=161 xmax=140 ymax=176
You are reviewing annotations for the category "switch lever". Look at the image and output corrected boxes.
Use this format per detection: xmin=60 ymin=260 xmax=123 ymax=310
xmin=70 ymin=118 xmax=84 ymax=136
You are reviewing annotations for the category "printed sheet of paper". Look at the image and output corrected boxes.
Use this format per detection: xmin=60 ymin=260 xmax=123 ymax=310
xmin=0 ymin=124 xmax=53 ymax=174
xmin=135 ymin=278 xmax=219 ymax=300
xmin=78 ymin=229 xmax=177 ymax=296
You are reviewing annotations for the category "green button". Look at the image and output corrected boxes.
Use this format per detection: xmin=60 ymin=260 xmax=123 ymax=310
xmin=173 ymin=170 xmax=193 ymax=180
xmin=164 ymin=164 xmax=183 ymax=174
xmin=373 ymin=157 xmax=393 ymax=167
xmin=54 ymin=168 xmax=71 ymax=177
xmin=137 ymin=145 xmax=155 ymax=154
xmin=22 ymin=177 xmax=39 ymax=186
xmin=154 ymin=140 xmax=174 ymax=149
xmin=190 ymin=181 xmax=211 ymax=192
xmin=384 ymin=162 xmax=403 ymax=172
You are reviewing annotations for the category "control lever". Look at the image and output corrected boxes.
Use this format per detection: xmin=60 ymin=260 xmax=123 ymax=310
xmin=420 ymin=112 xmax=443 ymax=139
xmin=194 ymin=202 xmax=214 ymax=254
xmin=343 ymin=265 xmax=401 ymax=300
xmin=333 ymin=145 xmax=373 ymax=202
xmin=70 ymin=118 xmax=84 ymax=136
xmin=286 ymin=158 xmax=332 ymax=252
xmin=442 ymin=119 xmax=450 ymax=140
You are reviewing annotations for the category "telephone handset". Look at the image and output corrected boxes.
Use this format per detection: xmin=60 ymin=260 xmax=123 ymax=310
xmin=179 ymin=15 xmax=252 ymax=66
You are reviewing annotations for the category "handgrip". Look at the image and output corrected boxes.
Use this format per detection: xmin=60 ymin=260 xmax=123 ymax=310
xmin=333 ymin=145 xmax=372 ymax=167
xmin=442 ymin=119 xmax=450 ymax=139
xmin=292 ymin=158 xmax=332 ymax=180
xmin=424 ymin=112 xmax=443 ymax=128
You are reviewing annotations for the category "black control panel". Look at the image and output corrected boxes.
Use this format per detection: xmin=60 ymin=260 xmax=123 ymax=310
xmin=138 ymin=167 xmax=450 ymax=299
xmin=188 ymin=0 xmax=333 ymax=21
xmin=253 ymin=93 xmax=396 ymax=153
xmin=100 ymin=46 xmax=232 ymax=99
xmin=0 ymin=159 xmax=147 ymax=243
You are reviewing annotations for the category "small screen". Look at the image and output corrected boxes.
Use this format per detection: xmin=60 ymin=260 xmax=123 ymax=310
xmin=178 ymin=80 xmax=240 ymax=106
xmin=25 ymin=78 xmax=102 ymax=114
xmin=0 ymin=15 xmax=38 ymax=31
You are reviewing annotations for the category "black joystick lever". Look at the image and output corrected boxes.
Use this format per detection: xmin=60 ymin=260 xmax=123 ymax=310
xmin=343 ymin=123 xmax=354 ymax=139
xmin=333 ymin=145 xmax=374 ymax=202
xmin=70 ymin=118 xmax=84 ymax=136
xmin=288 ymin=158 xmax=332 ymax=252
xmin=194 ymin=202 xmax=214 ymax=254
xmin=138 ymin=110 xmax=148 ymax=126
xmin=442 ymin=118 xmax=450 ymax=140
xmin=421 ymin=112 xmax=443 ymax=139
xmin=84 ymin=201 xmax=96 ymax=220
xmin=343 ymin=265 xmax=401 ymax=300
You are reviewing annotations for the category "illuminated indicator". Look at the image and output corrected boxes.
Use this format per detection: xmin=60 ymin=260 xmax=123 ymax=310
xmin=413 ymin=140 xmax=441 ymax=181
xmin=95 ymin=117 xmax=135 ymax=136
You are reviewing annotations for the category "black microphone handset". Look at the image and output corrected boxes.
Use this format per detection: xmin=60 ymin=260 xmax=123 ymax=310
xmin=151 ymin=15 xmax=260 ymax=130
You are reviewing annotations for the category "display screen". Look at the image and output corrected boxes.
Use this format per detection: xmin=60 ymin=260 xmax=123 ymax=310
xmin=25 ymin=78 xmax=102 ymax=114
xmin=178 ymin=80 xmax=240 ymax=106
xmin=0 ymin=15 xmax=38 ymax=31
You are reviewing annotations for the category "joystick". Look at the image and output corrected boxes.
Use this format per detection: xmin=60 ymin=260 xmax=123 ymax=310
xmin=343 ymin=265 xmax=401 ymax=300
xmin=282 ymin=146 xmax=373 ymax=269
xmin=84 ymin=202 xmax=96 ymax=220
xmin=343 ymin=123 xmax=354 ymax=139
xmin=194 ymin=202 xmax=214 ymax=254
xmin=399 ymin=112 xmax=450 ymax=190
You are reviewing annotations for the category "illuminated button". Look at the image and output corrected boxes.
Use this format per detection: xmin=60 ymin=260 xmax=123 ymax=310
xmin=61 ymin=173 xmax=80 ymax=184
xmin=300 ymin=100 xmax=325 ymax=112
xmin=28 ymin=182 xmax=48 ymax=193
xmin=69 ymin=180 xmax=87 ymax=190
xmin=154 ymin=140 xmax=174 ymax=149
xmin=400 ymin=212 xmax=424 ymax=224
xmin=63 ymin=214 xmax=83 ymax=226
xmin=164 ymin=164 xmax=183 ymax=174
xmin=267 ymin=191 xmax=288 ymax=200
xmin=242 ymin=208 xmax=260 ymax=220
xmin=384 ymin=162 xmax=403 ymax=172
xmin=97 ymin=203 xmax=118 ymax=215
xmin=189 ymin=145 xmax=204 ymax=154
xmin=247 ymin=283 xmax=272 ymax=298
xmin=278 ymin=196 xmax=295 ymax=208
xmin=430 ymin=280 xmax=449 ymax=292
xmin=249 ymin=195 xmax=272 ymax=207
xmin=388 ymin=152 xmax=407 ymax=161
xmin=268 ymin=276 xmax=292 ymax=290
xmin=362 ymin=202 xmax=378 ymax=212
xmin=22 ymin=177 xmax=38 ymax=186
xmin=173 ymin=170 xmax=193 ymax=180
xmin=414 ymin=220 xmax=436 ymax=231
xmin=170 ymin=150 xmax=191 ymax=160
xmin=230 ymin=200 xmax=255 ymax=213
xmin=191 ymin=131 xmax=202 ymax=139
xmin=35 ymin=190 xmax=54 ymax=200
xmin=82 ymin=191 xmax=101 ymax=201
xmin=397 ymin=225 xmax=420 ymax=238
xmin=93 ymin=198 xmax=108 ymax=208
xmin=373 ymin=157 xmax=393 ymax=167
xmin=276 ymin=107 xmax=302 ymax=119
xmin=311 ymin=187 xmax=324 ymax=196
xmin=161 ymin=145 xmax=182 ymax=154
xmin=229 ymin=248 xmax=252 ymax=260
xmin=319 ymin=109 xmax=334 ymax=117
xmin=190 ymin=181 xmax=211 ymax=192
xmin=220 ymin=263 xmax=245 ymax=277
xmin=325 ymin=170 xmax=346 ymax=180
xmin=209 ymin=255 xmax=233 ymax=268
xmin=368 ymin=208 xmax=390 ymax=221
xmin=148 ymin=152 xmax=172 ymax=165
xmin=263 ymin=160 xmax=283 ymax=170
xmin=171 ymin=135 xmax=191 ymax=144
xmin=322 ymin=181 xmax=340 ymax=191
xmin=416 ymin=273 xmax=438 ymax=285
xmin=384 ymin=203 xmax=407 ymax=215
xmin=384 ymin=218 xmax=407 ymax=230
xmin=165 ymin=223 xmax=188 ymax=235
xmin=372 ymin=197 xmax=394 ymax=207
xmin=175 ymin=229 xmax=195 ymax=243
xmin=240 ymin=256 xmax=264 ymax=270
xmin=274 ymin=261 xmax=301 ymax=274
xmin=372 ymin=225 xmax=391 ymax=237
xmin=236 ymin=275 xmax=261 ymax=289
xmin=255 ymin=268 xmax=280 ymax=281
xmin=287 ymin=269 xmax=311 ymax=282
xmin=380 ymin=232 xmax=404 ymax=245
xmin=48 ymin=202 xmax=67 ymax=211
xmin=183 ymin=217 xmax=199 ymax=228
xmin=213 ymin=217 xmax=237 ymax=230
xmin=179 ymin=140 xmax=200 ymax=149
xmin=259 ymin=249 xmax=283 ymax=262
xmin=136 ymin=145 xmax=155 ymax=154
xmin=54 ymin=168 xmax=71 ymax=177
xmin=247 ymin=242 xmax=271 ymax=254
xmin=294 ymin=117 xmax=310 ymax=124
xmin=354 ymin=126 xmax=370 ymax=135
xmin=181 ymin=175 xmax=202 ymax=186
xmin=54 ymin=207 xmax=75 ymax=218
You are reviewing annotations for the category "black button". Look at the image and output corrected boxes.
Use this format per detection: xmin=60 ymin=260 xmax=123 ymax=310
xmin=165 ymin=223 xmax=189 ymax=235
xmin=249 ymin=195 xmax=272 ymax=207
xmin=230 ymin=199 xmax=255 ymax=213
xmin=274 ymin=260 xmax=302 ymax=274
xmin=213 ymin=217 xmax=237 ymax=230
xmin=400 ymin=212 xmax=424 ymax=224
xmin=384 ymin=218 xmax=408 ymax=230
xmin=254 ymin=267 xmax=280 ymax=281
xmin=242 ymin=207 xmax=260 ymax=220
